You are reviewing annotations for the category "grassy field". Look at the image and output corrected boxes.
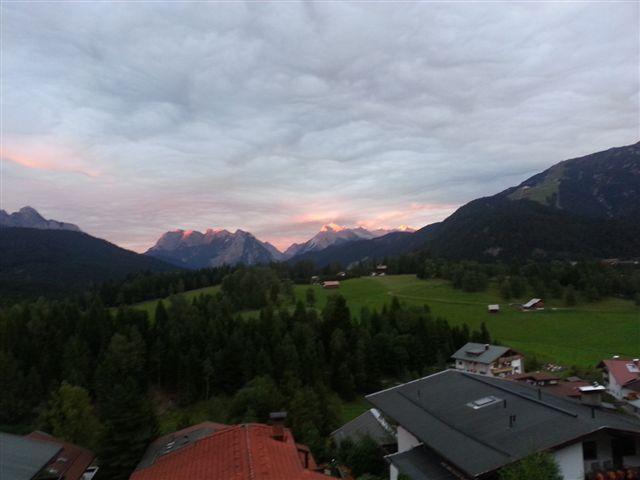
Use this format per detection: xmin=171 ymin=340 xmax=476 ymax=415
xmin=129 ymin=285 xmax=221 ymax=319
xmin=295 ymin=275 xmax=640 ymax=368
xmin=130 ymin=274 xmax=638 ymax=368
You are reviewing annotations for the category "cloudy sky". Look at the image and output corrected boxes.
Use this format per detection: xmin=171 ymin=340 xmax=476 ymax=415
xmin=1 ymin=1 xmax=638 ymax=252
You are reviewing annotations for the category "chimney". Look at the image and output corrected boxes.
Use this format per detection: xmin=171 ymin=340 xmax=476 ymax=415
xmin=269 ymin=411 xmax=287 ymax=441
xmin=484 ymin=344 xmax=490 ymax=351
xmin=579 ymin=384 xmax=605 ymax=407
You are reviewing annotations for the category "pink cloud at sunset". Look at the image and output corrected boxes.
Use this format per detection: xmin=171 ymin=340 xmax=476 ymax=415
xmin=1 ymin=136 xmax=100 ymax=178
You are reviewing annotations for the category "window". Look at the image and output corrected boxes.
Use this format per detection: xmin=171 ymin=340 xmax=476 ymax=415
xmin=583 ymin=441 xmax=597 ymax=460
xmin=467 ymin=396 xmax=501 ymax=409
xmin=619 ymin=436 xmax=637 ymax=456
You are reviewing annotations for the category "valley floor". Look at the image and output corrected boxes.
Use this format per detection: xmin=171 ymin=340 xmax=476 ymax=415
xmin=130 ymin=274 xmax=639 ymax=369
xmin=296 ymin=275 xmax=639 ymax=368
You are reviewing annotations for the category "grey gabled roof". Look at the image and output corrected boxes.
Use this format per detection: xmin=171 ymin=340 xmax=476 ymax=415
xmin=0 ymin=433 xmax=62 ymax=480
xmin=450 ymin=343 xmax=511 ymax=365
xmin=366 ymin=370 xmax=640 ymax=478
xmin=386 ymin=446 xmax=461 ymax=480
xmin=331 ymin=408 xmax=396 ymax=447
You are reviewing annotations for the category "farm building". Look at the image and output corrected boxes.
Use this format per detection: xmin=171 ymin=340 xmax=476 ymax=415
xmin=375 ymin=265 xmax=387 ymax=275
xmin=451 ymin=342 xmax=524 ymax=377
xmin=522 ymin=298 xmax=544 ymax=310
xmin=367 ymin=370 xmax=640 ymax=480
xmin=322 ymin=281 xmax=340 ymax=289
xmin=487 ymin=304 xmax=500 ymax=313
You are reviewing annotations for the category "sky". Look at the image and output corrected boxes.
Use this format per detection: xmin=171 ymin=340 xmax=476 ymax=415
xmin=1 ymin=2 xmax=638 ymax=252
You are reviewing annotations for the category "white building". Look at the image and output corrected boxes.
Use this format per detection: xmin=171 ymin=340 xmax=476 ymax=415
xmin=366 ymin=370 xmax=640 ymax=480
xmin=451 ymin=342 xmax=524 ymax=377
xmin=598 ymin=357 xmax=640 ymax=401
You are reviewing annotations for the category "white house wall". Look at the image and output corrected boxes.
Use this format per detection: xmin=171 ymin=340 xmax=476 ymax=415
xmin=553 ymin=443 xmax=584 ymax=480
xmin=391 ymin=426 xmax=422 ymax=480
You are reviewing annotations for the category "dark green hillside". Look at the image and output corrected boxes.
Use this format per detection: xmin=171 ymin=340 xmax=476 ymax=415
xmin=505 ymin=141 xmax=640 ymax=218
xmin=0 ymin=228 xmax=177 ymax=297
xmin=292 ymin=142 xmax=640 ymax=266
xmin=424 ymin=197 xmax=640 ymax=260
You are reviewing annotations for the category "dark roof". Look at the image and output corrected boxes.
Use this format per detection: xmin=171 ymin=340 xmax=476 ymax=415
xmin=134 ymin=421 xmax=227 ymax=470
xmin=331 ymin=408 xmax=396 ymax=447
xmin=450 ymin=343 xmax=513 ymax=365
xmin=386 ymin=446 xmax=460 ymax=480
xmin=0 ymin=432 xmax=62 ymax=480
xmin=366 ymin=370 xmax=640 ymax=478
xmin=26 ymin=432 xmax=95 ymax=480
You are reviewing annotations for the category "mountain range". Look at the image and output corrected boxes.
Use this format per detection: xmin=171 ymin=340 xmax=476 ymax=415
xmin=0 ymin=208 xmax=176 ymax=297
xmin=144 ymin=224 xmax=415 ymax=269
xmin=0 ymin=206 xmax=80 ymax=231
xmin=145 ymin=229 xmax=284 ymax=269
xmin=3 ymin=141 xmax=639 ymax=294
xmin=296 ymin=141 xmax=640 ymax=266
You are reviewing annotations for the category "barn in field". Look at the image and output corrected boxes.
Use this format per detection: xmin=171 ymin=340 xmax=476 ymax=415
xmin=522 ymin=298 xmax=544 ymax=311
xmin=322 ymin=281 xmax=340 ymax=289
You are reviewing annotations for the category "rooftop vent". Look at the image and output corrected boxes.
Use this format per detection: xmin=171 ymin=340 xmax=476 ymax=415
xmin=579 ymin=384 xmax=605 ymax=407
xmin=269 ymin=411 xmax=287 ymax=441
xmin=467 ymin=396 xmax=501 ymax=410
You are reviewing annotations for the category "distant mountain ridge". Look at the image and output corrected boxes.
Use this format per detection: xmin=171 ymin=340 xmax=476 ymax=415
xmin=294 ymin=141 xmax=640 ymax=266
xmin=283 ymin=223 xmax=414 ymax=259
xmin=0 ymin=227 xmax=176 ymax=297
xmin=0 ymin=206 xmax=80 ymax=231
xmin=145 ymin=228 xmax=283 ymax=269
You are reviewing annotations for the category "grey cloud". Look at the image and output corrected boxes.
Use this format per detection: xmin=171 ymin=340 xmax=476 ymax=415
xmin=1 ymin=1 xmax=638 ymax=251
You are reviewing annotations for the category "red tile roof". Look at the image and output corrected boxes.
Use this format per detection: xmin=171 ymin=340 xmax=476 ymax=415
xmin=509 ymin=372 xmax=561 ymax=382
xmin=544 ymin=380 xmax=591 ymax=398
xmin=601 ymin=359 xmax=640 ymax=387
xmin=130 ymin=424 xmax=329 ymax=480
xmin=26 ymin=431 xmax=95 ymax=480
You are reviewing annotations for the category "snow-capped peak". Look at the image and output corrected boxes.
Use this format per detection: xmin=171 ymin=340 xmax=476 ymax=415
xmin=320 ymin=223 xmax=346 ymax=232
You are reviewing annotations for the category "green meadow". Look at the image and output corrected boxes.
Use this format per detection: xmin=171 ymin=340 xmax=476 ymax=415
xmin=295 ymin=275 xmax=640 ymax=368
xmin=131 ymin=274 xmax=638 ymax=368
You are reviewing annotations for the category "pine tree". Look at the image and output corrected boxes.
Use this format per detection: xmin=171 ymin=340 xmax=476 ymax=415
xmin=96 ymin=379 xmax=157 ymax=480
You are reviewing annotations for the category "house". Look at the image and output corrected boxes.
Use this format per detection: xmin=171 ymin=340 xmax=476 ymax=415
xmin=366 ymin=369 xmax=640 ymax=480
xmin=509 ymin=372 xmax=591 ymax=398
xmin=0 ymin=431 xmax=97 ymax=480
xmin=451 ymin=342 xmax=524 ymax=377
xmin=487 ymin=304 xmax=500 ymax=313
xmin=322 ymin=280 xmax=340 ymax=289
xmin=375 ymin=265 xmax=387 ymax=276
xmin=337 ymin=271 xmax=347 ymax=278
xmin=522 ymin=298 xmax=544 ymax=310
xmin=331 ymin=408 xmax=396 ymax=452
xmin=130 ymin=419 xmax=332 ymax=480
xmin=598 ymin=357 xmax=640 ymax=401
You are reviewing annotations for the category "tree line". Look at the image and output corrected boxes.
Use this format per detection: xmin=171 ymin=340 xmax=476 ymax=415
xmin=0 ymin=266 xmax=488 ymax=480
